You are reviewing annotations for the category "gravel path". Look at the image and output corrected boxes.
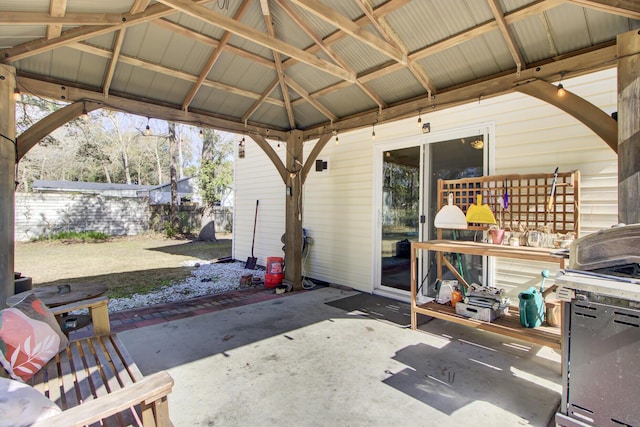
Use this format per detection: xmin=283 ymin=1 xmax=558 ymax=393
xmin=106 ymin=261 xmax=265 ymax=313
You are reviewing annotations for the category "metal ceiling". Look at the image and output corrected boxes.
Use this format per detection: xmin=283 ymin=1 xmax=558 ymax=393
xmin=1 ymin=0 xmax=638 ymax=139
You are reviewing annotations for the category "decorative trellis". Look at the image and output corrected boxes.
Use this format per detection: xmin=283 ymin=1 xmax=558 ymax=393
xmin=437 ymin=170 xmax=580 ymax=235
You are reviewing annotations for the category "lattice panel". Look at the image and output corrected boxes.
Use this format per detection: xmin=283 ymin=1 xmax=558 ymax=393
xmin=437 ymin=171 xmax=580 ymax=235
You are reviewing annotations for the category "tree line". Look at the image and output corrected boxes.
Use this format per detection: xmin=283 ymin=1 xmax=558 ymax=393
xmin=16 ymin=95 xmax=234 ymax=208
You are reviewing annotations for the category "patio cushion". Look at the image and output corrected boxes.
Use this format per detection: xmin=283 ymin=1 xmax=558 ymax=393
xmin=0 ymin=376 xmax=62 ymax=426
xmin=0 ymin=293 xmax=69 ymax=382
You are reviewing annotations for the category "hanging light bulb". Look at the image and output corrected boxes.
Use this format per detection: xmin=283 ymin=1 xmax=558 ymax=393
xmin=333 ymin=130 xmax=339 ymax=144
xmin=240 ymin=136 xmax=245 ymax=147
xmin=372 ymin=123 xmax=376 ymax=140
xmin=277 ymin=141 xmax=281 ymax=150
xmin=81 ymin=102 xmax=89 ymax=120
xmin=417 ymin=109 xmax=422 ymax=128
xmin=557 ymin=83 xmax=566 ymax=97
xmin=557 ymin=71 xmax=566 ymax=97
xmin=199 ymin=129 xmax=204 ymax=138
xmin=13 ymin=87 xmax=21 ymax=101
xmin=144 ymin=118 xmax=151 ymax=136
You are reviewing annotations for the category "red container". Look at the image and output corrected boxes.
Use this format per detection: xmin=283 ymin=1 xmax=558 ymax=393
xmin=265 ymin=256 xmax=284 ymax=288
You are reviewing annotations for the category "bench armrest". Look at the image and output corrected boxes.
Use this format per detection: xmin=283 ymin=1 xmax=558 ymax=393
xmin=51 ymin=296 xmax=111 ymax=336
xmin=32 ymin=371 xmax=174 ymax=427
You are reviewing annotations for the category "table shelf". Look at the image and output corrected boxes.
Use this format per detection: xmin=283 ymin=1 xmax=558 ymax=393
xmin=411 ymin=240 xmax=566 ymax=349
xmin=414 ymin=301 xmax=561 ymax=349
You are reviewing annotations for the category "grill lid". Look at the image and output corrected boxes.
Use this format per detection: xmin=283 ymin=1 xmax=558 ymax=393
xmin=569 ymin=223 xmax=640 ymax=273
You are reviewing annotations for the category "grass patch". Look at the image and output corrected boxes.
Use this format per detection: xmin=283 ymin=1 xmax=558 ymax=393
xmin=33 ymin=230 xmax=110 ymax=242
xmin=16 ymin=234 xmax=233 ymax=300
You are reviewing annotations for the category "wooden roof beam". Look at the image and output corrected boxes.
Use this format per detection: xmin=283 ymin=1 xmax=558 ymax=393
xmin=287 ymin=0 xmax=407 ymax=65
xmin=130 ymin=0 xmax=152 ymax=15
xmin=356 ymin=0 xmax=436 ymax=95
xmin=0 ymin=11 xmax=122 ymax=26
xmin=274 ymin=0 xmax=387 ymax=109
xmin=47 ymin=0 xmax=67 ymax=39
xmin=0 ymin=1 xmax=212 ymax=62
xmin=262 ymin=2 xmax=296 ymax=129
xmin=488 ymin=0 xmax=526 ymax=76
xmin=302 ymin=43 xmax=618 ymax=139
xmin=17 ymin=75 xmax=290 ymax=140
xmin=242 ymin=79 xmax=279 ymax=124
xmin=155 ymin=0 xmax=355 ymax=82
xmin=181 ymin=0 xmax=252 ymax=111
xmin=153 ymin=19 xmax=275 ymax=70
xmin=70 ymin=42 xmax=284 ymax=108
xmin=566 ymin=0 xmax=640 ymax=19
xmin=516 ymin=79 xmax=617 ymax=151
xmin=103 ymin=29 xmax=125 ymax=97
xmin=284 ymin=76 xmax=338 ymax=122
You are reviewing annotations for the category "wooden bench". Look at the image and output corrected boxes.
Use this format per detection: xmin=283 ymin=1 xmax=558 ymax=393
xmin=26 ymin=296 xmax=174 ymax=427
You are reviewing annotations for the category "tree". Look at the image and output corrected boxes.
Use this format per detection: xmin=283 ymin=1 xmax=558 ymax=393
xmin=198 ymin=128 xmax=233 ymax=208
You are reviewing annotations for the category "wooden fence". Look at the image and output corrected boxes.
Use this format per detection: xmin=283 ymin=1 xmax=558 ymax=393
xmin=15 ymin=193 xmax=234 ymax=241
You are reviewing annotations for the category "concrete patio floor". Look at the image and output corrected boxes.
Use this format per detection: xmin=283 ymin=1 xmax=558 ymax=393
xmin=119 ymin=286 xmax=561 ymax=426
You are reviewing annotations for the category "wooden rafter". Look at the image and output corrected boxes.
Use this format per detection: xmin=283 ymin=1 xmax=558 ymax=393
xmin=356 ymin=0 xmax=436 ymax=95
xmin=302 ymin=43 xmax=618 ymax=138
xmin=0 ymin=11 xmax=122 ymax=25
xmin=515 ymin=79 xmax=618 ymax=152
xmin=129 ymin=0 xmax=152 ymax=15
xmin=242 ymin=79 xmax=280 ymax=123
xmin=155 ymin=0 xmax=355 ymax=82
xmin=103 ymin=29 xmax=126 ymax=97
xmin=0 ymin=1 xmax=212 ymax=62
xmin=287 ymin=0 xmax=407 ymax=64
xmin=47 ymin=0 xmax=67 ymax=39
xmin=488 ymin=0 xmax=526 ymax=75
xmin=181 ymin=0 xmax=252 ymax=111
xmin=284 ymin=76 xmax=338 ymax=122
xmin=152 ymin=19 xmax=275 ymax=70
xmin=566 ymin=0 xmax=640 ymax=19
xmin=70 ymin=42 xmax=284 ymax=108
xmin=274 ymin=0 xmax=387 ymax=109
xmin=262 ymin=1 xmax=296 ymax=128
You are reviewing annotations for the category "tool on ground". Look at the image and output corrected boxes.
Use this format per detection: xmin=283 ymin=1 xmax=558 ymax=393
xmin=465 ymin=194 xmax=497 ymax=225
xmin=547 ymin=167 xmax=559 ymax=213
xmin=434 ymin=193 xmax=467 ymax=229
xmin=245 ymin=200 xmax=259 ymax=269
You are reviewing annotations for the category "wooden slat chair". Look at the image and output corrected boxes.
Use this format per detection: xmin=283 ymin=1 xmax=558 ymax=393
xmin=25 ymin=296 xmax=174 ymax=427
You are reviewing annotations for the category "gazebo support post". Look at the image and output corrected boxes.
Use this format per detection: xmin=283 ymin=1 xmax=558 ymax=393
xmin=617 ymin=29 xmax=640 ymax=225
xmin=0 ymin=64 xmax=16 ymax=308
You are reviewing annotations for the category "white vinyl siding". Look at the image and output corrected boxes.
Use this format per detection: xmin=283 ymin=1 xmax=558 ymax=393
xmin=234 ymin=68 xmax=619 ymax=295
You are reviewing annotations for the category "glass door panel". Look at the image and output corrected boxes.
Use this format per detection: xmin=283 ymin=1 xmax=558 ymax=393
xmin=380 ymin=147 xmax=420 ymax=291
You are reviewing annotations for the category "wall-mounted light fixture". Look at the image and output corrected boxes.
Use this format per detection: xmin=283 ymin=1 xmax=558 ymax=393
xmin=422 ymin=122 xmax=431 ymax=134
xmin=315 ymin=159 xmax=328 ymax=172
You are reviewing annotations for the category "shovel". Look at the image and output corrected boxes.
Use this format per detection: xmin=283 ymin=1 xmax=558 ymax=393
xmin=434 ymin=193 xmax=467 ymax=229
xmin=465 ymin=194 xmax=497 ymax=225
xmin=245 ymin=200 xmax=259 ymax=269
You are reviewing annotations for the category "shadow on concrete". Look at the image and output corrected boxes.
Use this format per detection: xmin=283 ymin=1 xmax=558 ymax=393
xmin=383 ymin=341 xmax=560 ymax=418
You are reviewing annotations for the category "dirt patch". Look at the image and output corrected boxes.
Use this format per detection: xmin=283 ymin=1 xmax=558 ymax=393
xmin=15 ymin=233 xmax=233 ymax=299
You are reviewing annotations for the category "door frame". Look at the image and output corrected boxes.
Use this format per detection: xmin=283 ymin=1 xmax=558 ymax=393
xmin=372 ymin=134 xmax=425 ymax=301
xmin=371 ymin=122 xmax=496 ymax=301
